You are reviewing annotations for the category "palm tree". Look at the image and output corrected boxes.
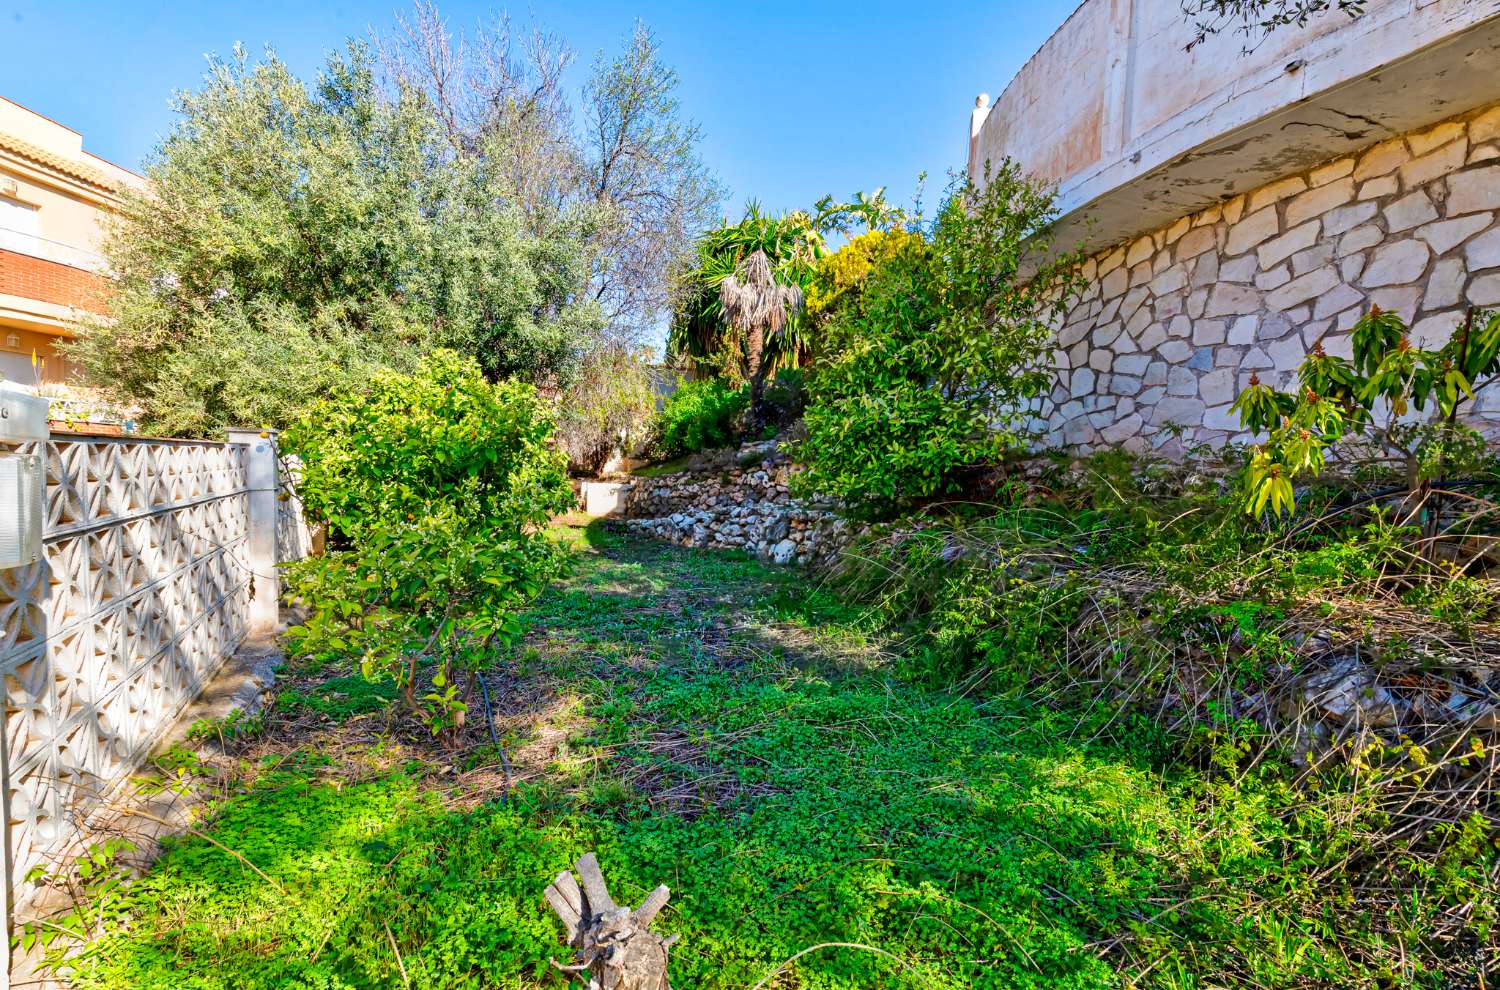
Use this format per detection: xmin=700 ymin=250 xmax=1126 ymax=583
xmin=719 ymin=248 xmax=803 ymax=428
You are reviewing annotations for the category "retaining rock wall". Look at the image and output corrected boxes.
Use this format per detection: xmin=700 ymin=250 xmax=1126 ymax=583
xmin=1046 ymin=100 xmax=1500 ymax=454
xmin=622 ymin=441 xmax=849 ymax=566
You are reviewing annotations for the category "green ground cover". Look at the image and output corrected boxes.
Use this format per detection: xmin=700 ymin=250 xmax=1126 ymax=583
xmin=52 ymin=525 xmax=1433 ymax=989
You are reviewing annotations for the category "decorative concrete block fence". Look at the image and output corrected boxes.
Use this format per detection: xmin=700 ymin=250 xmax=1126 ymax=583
xmin=0 ymin=427 xmax=306 ymax=933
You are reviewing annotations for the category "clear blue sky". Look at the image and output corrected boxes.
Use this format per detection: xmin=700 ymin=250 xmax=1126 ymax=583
xmin=1 ymin=0 xmax=1078 ymax=219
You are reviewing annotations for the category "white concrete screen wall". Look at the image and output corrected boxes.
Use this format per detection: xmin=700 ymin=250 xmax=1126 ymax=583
xmin=0 ymin=432 xmax=306 ymax=931
xmin=970 ymin=0 xmax=1500 ymax=450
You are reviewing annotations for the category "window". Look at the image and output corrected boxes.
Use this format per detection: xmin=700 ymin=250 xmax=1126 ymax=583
xmin=0 ymin=194 xmax=40 ymax=238
xmin=0 ymin=350 xmax=40 ymax=387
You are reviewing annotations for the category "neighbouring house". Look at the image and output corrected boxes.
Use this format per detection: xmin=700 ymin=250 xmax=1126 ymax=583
xmin=0 ymin=96 xmax=142 ymax=388
xmin=969 ymin=0 xmax=1500 ymax=454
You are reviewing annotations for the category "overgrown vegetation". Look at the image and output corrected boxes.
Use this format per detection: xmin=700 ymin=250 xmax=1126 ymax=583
xmin=48 ymin=523 xmax=1499 ymax=989
xmin=833 ymin=446 xmax=1500 ymax=985
xmin=796 ymin=164 xmax=1085 ymax=516
xmin=283 ymin=350 xmax=571 ymax=738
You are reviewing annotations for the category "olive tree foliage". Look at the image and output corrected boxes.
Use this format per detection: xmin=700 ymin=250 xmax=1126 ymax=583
xmin=1180 ymin=0 xmax=1366 ymax=51
xmin=71 ymin=43 xmax=601 ymax=437
xmin=379 ymin=3 xmax=722 ymax=342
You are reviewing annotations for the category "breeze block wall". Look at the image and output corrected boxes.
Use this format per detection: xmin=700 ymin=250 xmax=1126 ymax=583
xmin=1045 ymin=102 xmax=1500 ymax=454
xmin=0 ymin=431 xmax=306 ymax=930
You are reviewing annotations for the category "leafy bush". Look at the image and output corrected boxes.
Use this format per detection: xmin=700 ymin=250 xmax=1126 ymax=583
xmin=652 ymin=378 xmax=748 ymax=457
xmin=282 ymin=350 xmax=571 ymax=736
xmin=796 ymin=164 xmax=1085 ymax=516
xmin=1234 ymin=305 xmax=1500 ymax=515
xmin=805 ymin=228 xmax=923 ymax=325
xmin=554 ymin=345 xmax=658 ymax=475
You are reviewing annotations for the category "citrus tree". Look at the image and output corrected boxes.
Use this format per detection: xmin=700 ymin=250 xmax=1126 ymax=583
xmin=282 ymin=350 xmax=572 ymax=739
xmin=796 ymin=164 xmax=1085 ymax=517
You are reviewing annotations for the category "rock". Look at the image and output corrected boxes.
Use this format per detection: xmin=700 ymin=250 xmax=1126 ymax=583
xmin=1446 ymin=166 xmax=1500 ymax=215
xmin=1417 ymin=213 xmax=1491 ymax=254
xmin=770 ymin=539 xmax=798 ymax=565
xmin=1285 ymin=177 xmax=1354 ymax=228
xmin=1257 ymin=221 xmax=1319 ymax=269
xmin=1360 ymin=240 xmax=1429 ymax=287
xmin=1225 ymin=206 xmax=1279 ymax=256
xmin=1382 ymin=191 xmax=1438 ymax=233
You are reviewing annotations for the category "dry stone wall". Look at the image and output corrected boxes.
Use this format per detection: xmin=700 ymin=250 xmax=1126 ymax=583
xmin=1047 ymin=101 xmax=1500 ymax=454
xmin=622 ymin=441 xmax=849 ymax=566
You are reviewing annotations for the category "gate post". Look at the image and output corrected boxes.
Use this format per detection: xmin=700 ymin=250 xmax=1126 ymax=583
xmin=227 ymin=429 xmax=280 ymax=638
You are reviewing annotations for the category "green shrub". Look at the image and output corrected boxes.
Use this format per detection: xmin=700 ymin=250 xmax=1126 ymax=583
xmin=758 ymin=367 xmax=807 ymax=430
xmin=1233 ymin=305 xmax=1500 ymax=516
xmin=652 ymin=378 xmax=748 ymax=457
xmin=796 ymin=163 xmax=1085 ymax=517
xmin=282 ymin=350 xmax=572 ymax=736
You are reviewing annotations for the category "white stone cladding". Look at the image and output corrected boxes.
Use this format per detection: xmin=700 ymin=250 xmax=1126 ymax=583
xmin=1046 ymin=102 xmax=1500 ymax=454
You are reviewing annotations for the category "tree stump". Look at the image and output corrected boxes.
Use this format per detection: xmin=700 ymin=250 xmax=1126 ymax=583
xmin=545 ymin=852 xmax=675 ymax=990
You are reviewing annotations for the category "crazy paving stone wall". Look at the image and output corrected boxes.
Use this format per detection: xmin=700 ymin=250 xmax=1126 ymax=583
xmin=1046 ymin=102 xmax=1500 ymax=454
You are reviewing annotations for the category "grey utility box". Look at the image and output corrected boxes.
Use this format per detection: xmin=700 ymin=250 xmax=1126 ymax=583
xmin=0 ymin=385 xmax=49 ymax=569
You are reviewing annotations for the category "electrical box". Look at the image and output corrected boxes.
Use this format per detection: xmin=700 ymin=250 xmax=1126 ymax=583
xmin=0 ymin=452 xmax=43 ymax=569
xmin=0 ymin=385 xmax=49 ymax=444
xmin=0 ymin=384 xmax=48 ymax=569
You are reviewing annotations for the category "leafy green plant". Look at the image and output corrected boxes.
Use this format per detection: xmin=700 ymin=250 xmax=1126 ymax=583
xmin=796 ymin=164 xmax=1085 ymax=516
xmin=283 ymin=350 xmax=572 ymax=739
xmin=668 ymin=192 xmax=901 ymax=384
xmin=554 ymin=344 xmax=659 ymax=475
xmin=1234 ymin=306 xmax=1500 ymax=516
xmin=185 ymin=708 xmax=266 ymax=745
xmin=19 ymin=837 xmax=136 ymax=968
xmin=651 ymin=378 xmax=748 ymax=458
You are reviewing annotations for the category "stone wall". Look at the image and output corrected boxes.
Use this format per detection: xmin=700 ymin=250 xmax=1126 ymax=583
xmin=621 ymin=441 xmax=849 ymax=566
xmin=1046 ymin=101 xmax=1500 ymax=454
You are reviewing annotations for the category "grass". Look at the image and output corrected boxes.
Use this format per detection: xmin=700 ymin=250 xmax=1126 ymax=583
xmin=47 ymin=522 xmax=1462 ymax=989
xmin=629 ymin=454 xmax=696 ymax=478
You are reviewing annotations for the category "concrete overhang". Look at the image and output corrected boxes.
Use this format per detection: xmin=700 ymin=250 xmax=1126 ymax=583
xmin=971 ymin=0 xmax=1500 ymax=256
xmin=0 ymin=296 xmax=80 ymax=335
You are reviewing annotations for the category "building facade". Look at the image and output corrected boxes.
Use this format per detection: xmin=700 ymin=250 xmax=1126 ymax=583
xmin=0 ymin=97 xmax=141 ymax=388
xmin=968 ymin=0 xmax=1500 ymax=454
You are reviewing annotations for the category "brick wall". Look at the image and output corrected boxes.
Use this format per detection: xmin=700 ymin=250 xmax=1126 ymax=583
xmin=0 ymin=248 xmax=106 ymax=312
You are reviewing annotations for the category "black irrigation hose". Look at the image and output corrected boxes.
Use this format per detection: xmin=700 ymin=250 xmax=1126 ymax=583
xmin=476 ymin=672 xmax=515 ymax=803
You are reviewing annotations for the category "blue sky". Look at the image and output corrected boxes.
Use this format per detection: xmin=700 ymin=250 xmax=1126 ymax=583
xmin=1 ymin=0 xmax=1078 ymax=218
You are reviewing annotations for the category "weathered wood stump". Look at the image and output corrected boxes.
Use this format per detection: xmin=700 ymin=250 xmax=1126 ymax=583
xmin=545 ymin=852 xmax=675 ymax=990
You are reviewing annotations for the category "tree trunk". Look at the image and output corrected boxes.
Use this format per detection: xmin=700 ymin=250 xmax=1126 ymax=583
xmin=546 ymin=852 xmax=675 ymax=990
xmin=745 ymin=322 xmax=766 ymax=433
